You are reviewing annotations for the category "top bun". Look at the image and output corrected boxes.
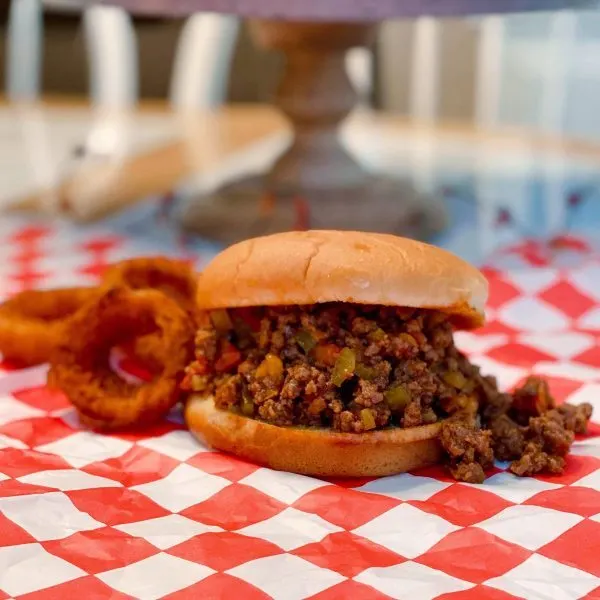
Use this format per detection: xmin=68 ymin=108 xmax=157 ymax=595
xmin=197 ymin=230 xmax=488 ymax=329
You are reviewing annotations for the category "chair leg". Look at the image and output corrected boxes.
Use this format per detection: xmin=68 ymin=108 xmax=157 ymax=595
xmin=6 ymin=0 xmax=44 ymax=101
xmin=83 ymin=5 xmax=138 ymax=109
xmin=169 ymin=13 xmax=240 ymax=110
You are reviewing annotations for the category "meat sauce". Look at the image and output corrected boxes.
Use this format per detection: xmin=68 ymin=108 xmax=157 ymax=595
xmin=182 ymin=303 xmax=592 ymax=483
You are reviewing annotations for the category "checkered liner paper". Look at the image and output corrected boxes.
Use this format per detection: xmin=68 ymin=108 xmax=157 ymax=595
xmin=0 ymin=218 xmax=599 ymax=600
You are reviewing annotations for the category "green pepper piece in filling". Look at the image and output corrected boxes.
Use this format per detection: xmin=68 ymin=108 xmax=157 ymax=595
xmin=210 ymin=309 xmax=233 ymax=332
xmin=241 ymin=390 xmax=255 ymax=416
xmin=384 ymin=384 xmax=411 ymax=411
xmin=355 ymin=363 xmax=377 ymax=381
xmin=443 ymin=371 xmax=467 ymax=390
xmin=360 ymin=408 xmax=376 ymax=430
xmin=331 ymin=348 xmax=356 ymax=386
xmin=296 ymin=329 xmax=316 ymax=353
xmin=368 ymin=328 xmax=386 ymax=342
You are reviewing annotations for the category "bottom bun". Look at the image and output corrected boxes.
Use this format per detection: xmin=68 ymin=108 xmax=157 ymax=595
xmin=185 ymin=394 xmax=443 ymax=477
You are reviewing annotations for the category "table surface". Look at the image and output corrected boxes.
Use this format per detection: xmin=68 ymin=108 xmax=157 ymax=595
xmin=106 ymin=0 xmax=598 ymax=20
xmin=4 ymin=99 xmax=600 ymax=266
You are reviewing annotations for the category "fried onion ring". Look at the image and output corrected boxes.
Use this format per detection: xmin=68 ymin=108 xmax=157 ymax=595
xmin=48 ymin=287 xmax=194 ymax=430
xmin=102 ymin=257 xmax=198 ymax=372
xmin=102 ymin=257 xmax=197 ymax=312
xmin=124 ymin=332 xmax=167 ymax=374
xmin=0 ymin=288 xmax=100 ymax=366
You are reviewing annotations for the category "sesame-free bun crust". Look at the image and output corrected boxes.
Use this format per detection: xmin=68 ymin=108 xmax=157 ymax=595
xmin=197 ymin=230 xmax=487 ymax=329
xmin=185 ymin=394 xmax=442 ymax=477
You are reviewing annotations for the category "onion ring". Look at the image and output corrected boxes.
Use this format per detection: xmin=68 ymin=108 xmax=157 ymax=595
xmin=48 ymin=287 xmax=194 ymax=430
xmin=102 ymin=257 xmax=198 ymax=372
xmin=0 ymin=288 xmax=100 ymax=366
xmin=123 ymin=332 xmax=168 ymax=374
xmin=102 ymin=257 xmax=197 ymax=312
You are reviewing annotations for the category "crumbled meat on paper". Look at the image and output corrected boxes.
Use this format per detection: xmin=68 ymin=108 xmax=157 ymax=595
xmin=508 ymin=400 xmax=591 ymax=477
xmin=511 ymin=376 xmax=555 ymax=424
xmin=488 ymin=414 xmax=525 ymax=462
xmin=440 ymin=413 xmax=494 ymax=484
xmin=182 ymin=305 xmax=594 ymax=483
xmin=556 ymin=402 xmax=594 ymax=434
xmin=486 ymin=376 xmax=593 ymax=478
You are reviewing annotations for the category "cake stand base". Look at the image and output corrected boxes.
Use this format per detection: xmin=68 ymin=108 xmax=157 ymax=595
xmin=180 ymin=174 xmax=446 ymax=245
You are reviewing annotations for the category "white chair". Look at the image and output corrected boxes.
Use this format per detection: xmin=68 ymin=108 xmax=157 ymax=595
xmin=6 ymin=2 xmax=139 ymax=110
xmin=170 ymin=13 xmax=240 ymax=110
xmin=7 ymin=3 xmax=237 ymax=110
xmin=5 ymin=0 xmax=44 ymax=101
xmin=409 ymin=17 xmax=441 ymax=123
xmin=474 ymin=16 xmax=504 ymax=130
xmin=407 ymin=17 xmax=441 ymax=197
xmin=79 ymin=3 xmax=138 ymax=174
xmin=84 ymin=5 xmax=138 ymax=110
xmin=85 ymin=10 xmax=240 ymax=111
xmin=345 ymin=47 xmax=374 ymax=107
xmin=4 ymin=0 xmax=57 ymax=210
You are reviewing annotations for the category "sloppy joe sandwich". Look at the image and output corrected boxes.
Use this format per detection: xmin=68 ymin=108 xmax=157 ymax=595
xmin=183 ymin=230 xmax=592 ymax=481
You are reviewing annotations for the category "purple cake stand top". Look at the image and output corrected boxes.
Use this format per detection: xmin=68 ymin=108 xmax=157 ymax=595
xmin=102 ymin=0 xmax=597 ymax=20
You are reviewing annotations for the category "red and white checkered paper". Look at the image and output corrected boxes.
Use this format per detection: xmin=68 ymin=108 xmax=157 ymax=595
xmin=1 ymin=220 xmax=599 ymax=600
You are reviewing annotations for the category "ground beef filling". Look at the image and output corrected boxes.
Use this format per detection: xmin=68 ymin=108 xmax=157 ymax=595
xmin=183 ymin=304 xmax=480 ymax=432
xmin=181 ymin=303 xmax=593 ymax=483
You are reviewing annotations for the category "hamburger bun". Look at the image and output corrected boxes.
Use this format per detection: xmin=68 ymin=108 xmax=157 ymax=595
xmin=185 ymin=393 xmax=442 ymax=477
xmin=196 ymin=230 xmax=488 ymax=329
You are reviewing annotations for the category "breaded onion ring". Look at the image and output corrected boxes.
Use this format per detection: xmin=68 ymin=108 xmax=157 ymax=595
xmin=0 ymin=288 xmax=100 ymax=366
xmin=48 ymin=287 xmax=194 ymax=430
xmin=123 ymin=332 xmax=167 ymax=375
xmin=102 ymin=257 xmax=197 ymax=312
xmin=103 ymin=257 xmax=198 ymax=372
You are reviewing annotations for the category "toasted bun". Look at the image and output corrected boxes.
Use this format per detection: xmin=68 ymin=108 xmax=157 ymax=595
xmin=197 ymin=230 xmax=487 ymax=329
xmin=185 ymin=394 xmax=442 ymax=477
